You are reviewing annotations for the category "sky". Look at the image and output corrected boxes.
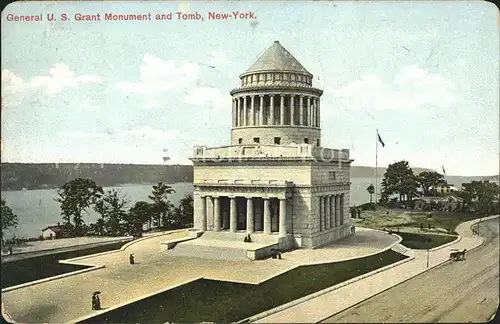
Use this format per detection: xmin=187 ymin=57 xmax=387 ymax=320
xmin=1 ymin=1 xmax=499 ymax=176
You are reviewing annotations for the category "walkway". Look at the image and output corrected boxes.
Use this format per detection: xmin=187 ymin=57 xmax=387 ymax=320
xmin=1 ymin=227 xmax=397 ymax=323
xmin=252 ymin=215 xmax=498 ymax=323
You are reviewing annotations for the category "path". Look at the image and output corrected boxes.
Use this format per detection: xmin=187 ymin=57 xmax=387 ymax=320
xmin=252 ymin=216 xmax=497 ymax=323
xmin=321 ymin=218 xmax=499 ymax=323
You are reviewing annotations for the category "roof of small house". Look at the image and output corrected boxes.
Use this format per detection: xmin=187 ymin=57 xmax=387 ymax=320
xmin=41 ymin=225 xmax=63 ymax=233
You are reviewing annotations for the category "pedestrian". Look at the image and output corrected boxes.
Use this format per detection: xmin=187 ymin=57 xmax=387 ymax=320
xmin=8 ymin=246 xmax=12 ymax=255
xmin=129 ymin=253 xmax=135 ymax=264
xmin=95 ymin=294 xmax=101 ymax=310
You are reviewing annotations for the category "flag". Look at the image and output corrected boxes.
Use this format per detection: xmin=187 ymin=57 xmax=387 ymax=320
xmin=442 ymin=165 xmax=446 ymax=175
xmin=377 ymin=131 xmax=385 ymax=147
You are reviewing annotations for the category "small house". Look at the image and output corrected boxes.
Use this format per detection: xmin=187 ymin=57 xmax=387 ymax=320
xmin=41 ymin=225 xmax=63 ymax=239
xmin=414 ymin=194 xmax=464 ymax=212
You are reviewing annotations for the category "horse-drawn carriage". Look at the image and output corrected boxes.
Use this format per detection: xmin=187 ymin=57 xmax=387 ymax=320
xmin=449 ymin=248 xmax=467 ymax=261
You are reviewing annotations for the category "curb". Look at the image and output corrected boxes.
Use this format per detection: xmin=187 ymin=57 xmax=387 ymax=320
xmin=239 ymin=256 xmax=415 ymax=323
xmin=428 ymin=235 xmax=461 ymax=252
xmin=63 ymin=229 xmax=186 ymax=263
xmin=1 ymin=265 xmax=106 ymax=293
xmin=68 ymin=276 xmax=203 ymax=324
xmin=0 ymin=237 xmax=132 ymax=260
xmin=312 ymin=217 xmax=499 ymax=323
xmin=249 ymin=216 xmax=499 ymax=323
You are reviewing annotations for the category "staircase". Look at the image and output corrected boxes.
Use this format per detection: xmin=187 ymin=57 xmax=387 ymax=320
xmin=392 ymin=243 xmax=410 ymax=255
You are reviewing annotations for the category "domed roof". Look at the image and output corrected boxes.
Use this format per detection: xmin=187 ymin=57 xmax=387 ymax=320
xmin=244 ymin=41 xmax=311 ymax=75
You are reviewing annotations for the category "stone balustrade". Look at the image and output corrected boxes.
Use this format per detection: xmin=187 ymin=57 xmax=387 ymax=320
xmin=192 ymin=144 xmax=350 ymax=161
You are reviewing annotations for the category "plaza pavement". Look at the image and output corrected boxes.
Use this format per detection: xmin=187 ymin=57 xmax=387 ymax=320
xmin=1 ymin=227 xmax=397 ymax=323
xmin=251 ymin=215 xmax=498 ymax=323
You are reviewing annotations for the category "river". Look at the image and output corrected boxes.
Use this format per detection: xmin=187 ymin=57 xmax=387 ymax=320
xmin=1 ymin=176 xmax=477 ymax=239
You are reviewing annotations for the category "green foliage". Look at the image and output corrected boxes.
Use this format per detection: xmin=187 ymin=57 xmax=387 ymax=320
xmin=1 ymin=199 xmax=18 ymax=239
xmin=171 ymin=195 xmax=194 ymax=229
xmin=366 ymin=184 xmax=375 ymax=203
xmin=459 ymin=180 xmax=500 ymax=215
xmin=381 ymin=161 xmax=419 ymax=203
xmin=148 ymin=182 xmax=176 ymax=229
xmin=56 ymin=178 xmax=103 ymax=236
xmin=417 ymin=171 xmax=444 ymax=196
xmin=94 ymin=189 xmax=129 ymax=236
xmin=125 ymin=201 xmax=154 ymax=235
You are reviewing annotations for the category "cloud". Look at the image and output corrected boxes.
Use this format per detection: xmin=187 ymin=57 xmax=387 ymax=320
xmin=184 ymin=86 xmax=231 ymax=110
xmin=61 ymin=126 xmax=180 ymax=142
xmin=209 ymin=51 xmax=229 ymax=68
xmin=331 ymin=65 xmax=460 ymax=111
xmin=1 ymin=64 xmax=102 ymax=106
xmin=117 ymin=54 xmax=199 ymax=109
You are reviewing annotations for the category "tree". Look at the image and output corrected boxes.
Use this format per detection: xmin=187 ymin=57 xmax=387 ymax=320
xmin=125 ymin=201 xmax=154 ymax=234
xmin=56 ymin=178 xmax=103 ymax=236
xmin=381 ymin=161 xmax=419 ymax=202
xmin=366 ymin=184 xmax=375 ymax=203
xmin=1 ymin=199 xmax=18 ymax=240
xmin=417 ymin=171 xmax=444 ymax=196
xmin=94 ymin=189 xmax=129 ymax=236
xmin=171 ymin=195 xmax=194 ymax=228
xmin=460 ymin=181 xmax=499 ymax=215
xmin=148 ymin=182 xmax=175 ymax=229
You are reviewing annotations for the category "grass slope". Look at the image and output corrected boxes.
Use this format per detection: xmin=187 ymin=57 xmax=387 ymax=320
xmin=81 ymin=250 xmax=407 ymax=323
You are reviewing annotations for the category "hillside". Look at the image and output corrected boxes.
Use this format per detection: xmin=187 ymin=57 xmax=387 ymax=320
xmin=0 ymin=163 xmax=492 ymax=191
xmin=0 ymin=163 xmax=193 ymax=190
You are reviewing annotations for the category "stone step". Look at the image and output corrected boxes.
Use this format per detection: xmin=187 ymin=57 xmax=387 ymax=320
xmin=200 ymin=231 xmax=280 ymax=244
xmin=164 ymin=241 xmax=250 ymax=261
xmin=392 ymin=243 xmax=409 ymax=255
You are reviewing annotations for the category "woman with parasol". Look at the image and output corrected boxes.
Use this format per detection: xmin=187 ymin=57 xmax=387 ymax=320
xmin=92 ymin=291 xmax=101 ymax=310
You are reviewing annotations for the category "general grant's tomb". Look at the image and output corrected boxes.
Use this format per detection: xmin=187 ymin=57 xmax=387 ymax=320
xmin=191 ymin=41 xmax=354 ymax=257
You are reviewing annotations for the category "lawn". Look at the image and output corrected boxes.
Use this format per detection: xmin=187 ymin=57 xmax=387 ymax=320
xmin=353 ymin=208 xmax=484 ymax=233
xmin=398 ymin=231 xmax=457 ymax=250
xmin=79 ymin=250 xmax=408 ymax=323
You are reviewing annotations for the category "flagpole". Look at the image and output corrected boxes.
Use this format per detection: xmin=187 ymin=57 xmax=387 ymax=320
xmin=375 ymin=129 xmax=378 ymax=203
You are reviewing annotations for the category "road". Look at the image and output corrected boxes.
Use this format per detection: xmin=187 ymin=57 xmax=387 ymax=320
xmin=321 ymin=218 xmax=499 ymax=323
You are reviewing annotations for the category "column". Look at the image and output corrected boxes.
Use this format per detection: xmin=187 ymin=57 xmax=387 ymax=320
xmin=232 ymin=99 xmax=236 ymax=127
xmin=212 ymin=197 xmax=220 ymax=231
xmin=259 ymin=95 xmax=264 ymax=125
xmin=319 ymin=196 xmax=324 ymax=231
xmin=329 ymin=195 xmax=334 ymax=228
xmin=243 ymin=96 xmax=247 ymax=126
xmin=200 ymin=196 xmax=207 ymax=231
xmin=250 ymin=95 xmax=255 ymax=126
xmin=246 ymin=197 xmax=254 ymax=234
xmin=270 ymin=94 xmax=275 ymax=125
xmin=279 ymin=198 xmax=287 ymax=236
xmin=307 ymin=96 xmax=311 ymax=126
xmin=312 ymin=100 xmax=316 ymax=127
xmin=235 ymin=98 xmax=239 ymax=127
xmin=340 ymin=194 xmax=345 ymax=225
xmin=239 ymin=97 xmax=244 ymax=126
xmin=230 ymin=197 xmax=237 ymax=233
xmin=335 ymin=195 xmax=341 ymax=227
xmin=290 ymin=95 xmax=295 ymax=125
xmin=280 ymin=95 xmax=285 ymax=125
xmin=323 ymin=196 xmax=330 ymax=229
xmin=316 ymin=98 xmax=321 ymax=128
xmin=263 ymin=198 xmax=271 ymax=234
xmin=299 ymin=95 xmax=304 ymax=125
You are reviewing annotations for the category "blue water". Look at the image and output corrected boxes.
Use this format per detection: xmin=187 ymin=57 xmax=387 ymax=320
xmin=1 ymin=176 xmax=478 ymax=239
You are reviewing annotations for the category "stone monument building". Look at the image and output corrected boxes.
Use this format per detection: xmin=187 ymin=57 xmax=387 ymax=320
xmin=191 ymin=41 xmax=354 ymax=249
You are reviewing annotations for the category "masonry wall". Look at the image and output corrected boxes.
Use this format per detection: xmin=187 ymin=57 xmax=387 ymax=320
xmin=231 ymin=126 xmax=321 ymax=146
xmin=311 ymin=160 xmax=351 ymax=184
xmin=193 ymin=161 xmax=313 ymax=186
